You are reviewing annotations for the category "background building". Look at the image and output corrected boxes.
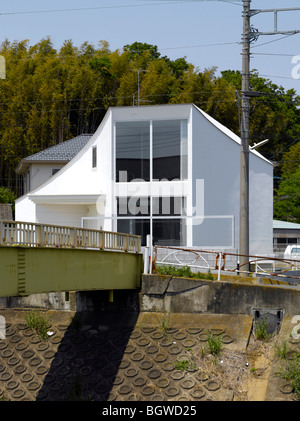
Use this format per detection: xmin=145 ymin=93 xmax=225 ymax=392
xmin=16 ymin=134 xmax=92 ymax=196
xmin=273 ymin=220 xmax=300 ymax=256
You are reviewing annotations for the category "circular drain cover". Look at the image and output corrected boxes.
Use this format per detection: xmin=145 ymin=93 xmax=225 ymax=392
xmin=256 ymin=313 xmax=279 ymax=335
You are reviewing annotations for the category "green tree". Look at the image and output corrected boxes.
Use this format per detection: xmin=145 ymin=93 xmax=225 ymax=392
xmin=274 ymin=166 xmax=300 ymax=223
xmin=0 ymin=35 xmax=300 ymax=224
xmin=0 ymin=187 xmax=16 ymax=204
xmin=280 ymin=141 xmax=300 ymax=177
xmin=221 ymin=69 xmax=300 ymax=161
xmin=123 ymin=42 xmax=161 ymax=60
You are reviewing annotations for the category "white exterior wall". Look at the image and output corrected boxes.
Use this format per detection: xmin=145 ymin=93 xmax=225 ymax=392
xmin=15 ymin=195 xmax=37 ymax=222
xmin=191 ymin=105 xmax=273 ymax=254
xmin=249 ymin=153 xmax=273 ymax=254
xmin=25 ymin=163 xmax=65 ymax=194
xmin=16 ymin=111 xmax=113 ymax=229
xmin=191 ymin=106 xmax=241 ymax=249
xmin=35 ymin=204 xmax=88 ymax=227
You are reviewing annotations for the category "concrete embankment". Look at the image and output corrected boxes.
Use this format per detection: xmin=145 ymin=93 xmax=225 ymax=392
xmin=0 ymin=274 xmax=299 ymax=401
xmin=140 ymin=274 xmax=300 ymax=316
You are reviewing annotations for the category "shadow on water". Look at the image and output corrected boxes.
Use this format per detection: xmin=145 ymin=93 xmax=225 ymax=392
xmin=36 ymin=291 xmax=140 ymax=401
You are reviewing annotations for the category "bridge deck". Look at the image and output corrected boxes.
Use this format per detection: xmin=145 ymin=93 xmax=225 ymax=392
xmin=0 ymin=221 xmax=142 ymax=297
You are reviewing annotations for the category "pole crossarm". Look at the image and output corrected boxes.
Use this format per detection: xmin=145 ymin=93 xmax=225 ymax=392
xmin=255 ymin=30 xmax=300 ymax=37
xmin=250 ymin=7 xmax=300 ymax=37
xmin=251 ymin=7 xmax=300 ymax=14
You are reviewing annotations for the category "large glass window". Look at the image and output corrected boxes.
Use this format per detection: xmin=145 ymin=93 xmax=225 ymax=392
xmin=153 ymin=120 xmax=187 ymax=181
xmin=117 ymin=219 xmax=150 ymax=247
xmin=153 ymin=219 xmax=185 ymax=246
xmin=115 ymin=118 xmax=188 ymax=246
xmin=152 ymin=196 xmax=183 ymax=216
xmin=117 ymin=197 xmax=150 ymax=246
xmin=115 ymin=119 xmax=187 ymax=182
xmin=116 ymin=121 xmax=150 ymax=182
xmin=116 ymin=196 xmax=186 ymax=246
xmin=117 ymin=197 xmax=150 ymax=217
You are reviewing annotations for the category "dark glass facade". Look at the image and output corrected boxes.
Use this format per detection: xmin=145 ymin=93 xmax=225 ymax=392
xmin=115 ymin=119 xmax=187 ymax=246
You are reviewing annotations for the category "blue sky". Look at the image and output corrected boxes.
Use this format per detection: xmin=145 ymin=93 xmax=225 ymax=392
xmin=1 ymin=0 xmax=300 ymax=94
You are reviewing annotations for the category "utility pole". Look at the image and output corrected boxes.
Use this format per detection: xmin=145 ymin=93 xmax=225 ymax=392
xmin=239 ymin=0 xmax=251 ymax=274
xmin=238 ymin=2 xmax=300 ymax=275
xmin=133 ymin=69 xmax=150 ymax=106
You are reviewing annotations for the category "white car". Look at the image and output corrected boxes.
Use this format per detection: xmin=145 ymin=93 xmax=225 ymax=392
xmin=284 ymin=245 xmax=300 ymax=260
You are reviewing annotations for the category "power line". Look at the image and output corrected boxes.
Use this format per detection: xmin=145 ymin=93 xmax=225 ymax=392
xmin=252 ymin=33 xmax=298 ymax=49
xmin=0 ymin=2 xmax=193 ymax=16
xmin=142 ymin=0 xmax=242 ymax=4
xmin=0 ymin=0 xmax=243 ymax=18
xmin=269 ymin=139 xmax=299 ymax=160
xmin=258 ymin=73 xmax=300 ymax=81
xmin=253 ymin=52 xmax=297 ymax=58
xmin=0 ymin=93 xmax=299 ymax=113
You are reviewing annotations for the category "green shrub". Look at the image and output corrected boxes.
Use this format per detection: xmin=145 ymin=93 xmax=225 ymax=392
xmin=25 ymin=310 xmax=49 ymax=341
xmin=155 ymin=264 xmax=214 ymax=280
xmin=276 ymin=340 xmax=289 ymax=359
xmin=207 ymin=331 xmax=223 ymax=356
xmin=175 ymin=358 xmax=196 ymax=372
xmin=255 ymin=316 xmax=269 ymax=340
xmin=280 ymin=356 xmax=300 ymax=399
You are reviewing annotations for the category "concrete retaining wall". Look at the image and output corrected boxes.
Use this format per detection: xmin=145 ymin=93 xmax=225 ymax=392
xmin=0 ymin=292 xmax=74 ymax=311
xmin=1 ymin=274 xmax=299 ymax=316
xmin=140 ymin=274 xmax=300 ymax=316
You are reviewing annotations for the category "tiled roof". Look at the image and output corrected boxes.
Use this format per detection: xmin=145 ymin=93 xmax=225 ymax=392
xmin=16 ymin=134 xmax=92 ymax=174
xmin=273 ymin=220 xmax=300 ymax=230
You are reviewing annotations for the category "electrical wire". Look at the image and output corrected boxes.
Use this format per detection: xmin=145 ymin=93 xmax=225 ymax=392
xmin=0 ymin=0 xmax=243 ymax=18
xmin=253 ymin=52 xmax=297 ymax=58
xmin=0 ymin=95 xmax=299 ymax=115
xmin=0 ymin=2 xmax=194 ymax=16
xmin=252 ymin=33 xmax=298 ymax=49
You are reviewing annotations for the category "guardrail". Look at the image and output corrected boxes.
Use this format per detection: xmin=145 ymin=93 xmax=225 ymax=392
xmin=151 ymin=245 xmax=300 ymax=283
xmin=0 ymin=221 xmax=141 ymax=254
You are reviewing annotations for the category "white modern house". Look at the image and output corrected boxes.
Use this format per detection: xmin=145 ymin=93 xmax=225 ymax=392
xmin=15 ymin=104 xmax=273 ymax=254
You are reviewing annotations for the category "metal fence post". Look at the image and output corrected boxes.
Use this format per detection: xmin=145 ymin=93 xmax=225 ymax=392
xmin=218 ymin=252 xmax=222 ymax=281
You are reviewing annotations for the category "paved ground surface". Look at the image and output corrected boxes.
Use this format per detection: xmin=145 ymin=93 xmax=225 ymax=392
xmin=0 ymin=309 xmax=299 ymax=401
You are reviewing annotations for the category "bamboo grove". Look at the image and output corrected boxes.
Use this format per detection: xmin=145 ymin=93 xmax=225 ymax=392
xmin=0 ymin=38 xmax=299 ymax=221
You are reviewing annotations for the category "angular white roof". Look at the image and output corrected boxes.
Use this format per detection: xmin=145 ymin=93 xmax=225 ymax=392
xmin=193 ymin=104 xmax=272 ymax=165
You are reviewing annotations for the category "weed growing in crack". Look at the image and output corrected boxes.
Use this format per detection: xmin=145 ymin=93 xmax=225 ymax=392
xmin=25 ymin=310 xmax=49 ymax=341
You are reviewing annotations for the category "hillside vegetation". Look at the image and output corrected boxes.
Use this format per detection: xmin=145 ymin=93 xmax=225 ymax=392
xmin=0 ymin=39 xmax=299 ymax=222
